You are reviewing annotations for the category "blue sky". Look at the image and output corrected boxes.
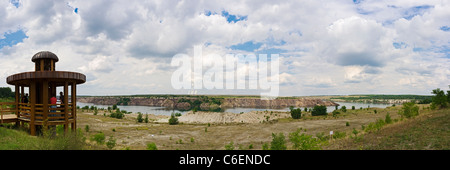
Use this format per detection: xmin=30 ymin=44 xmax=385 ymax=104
xmin=0 ymin=29 xmax=28 ymax=48
xmin=0 ymin=0 xmax=449 ymax=96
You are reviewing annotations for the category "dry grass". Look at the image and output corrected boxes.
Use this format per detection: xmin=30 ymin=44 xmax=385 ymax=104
xmin=77 ymin=105 xmax=408 ymax=150
xmin=323 ymin=107 xmax=449 ymax=150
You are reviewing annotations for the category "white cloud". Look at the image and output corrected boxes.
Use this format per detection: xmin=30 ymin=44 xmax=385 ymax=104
xmin=322 ymin=16 xmax=395 ymax=67
xmin=0 ymin=0 xmax=449 ymax=96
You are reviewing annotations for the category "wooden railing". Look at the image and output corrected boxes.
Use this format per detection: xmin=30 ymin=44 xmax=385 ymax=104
xmin=18 ymin=103 xmax=74 ymax=122
xmin=0 ymin=102 xmax=16 ymax=124
xmin=1 ymin=102 xmax=74 ymax=124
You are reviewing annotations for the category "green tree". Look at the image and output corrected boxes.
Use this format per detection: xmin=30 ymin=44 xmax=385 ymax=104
xmin=270 ymin=133 xmax=287 ymax=150
xmin=290 ymin=107 xmax=302 ymax=119
xmin=144 ymin=114 xmax=149 ymax=123
xmin=110 ymin=109 xmax=124 ymax=119
xmin=311 ymin=105 xmax=327 ymax=116
xmin=168 ymin=113 xmax=179 ymax=125
xmin=137 ymin=112 xmax=144 ymax=123
xmin=112 ymin=104 xmax=117 ymax=110
xmin=340 ymin=106 xmax=347 ymax=113
xmin=431 ymin=88 xmax=448 ymax=109
xmin=0 ymin=87 xmax=14 ymax=98
xmin=447 ymin=90 xmax=450 ymax=103
xmin=398 ymin=102 xmax=419 ymax=118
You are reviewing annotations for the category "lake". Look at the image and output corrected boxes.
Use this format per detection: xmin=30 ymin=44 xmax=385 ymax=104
xmin=77 ymin=101 xmax=393 ymax=116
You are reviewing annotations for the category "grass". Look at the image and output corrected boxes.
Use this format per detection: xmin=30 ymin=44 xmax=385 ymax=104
xmin=324 ymin=108 xmax=449 ymax=150
xmin=368 ymin=109 xmax=449 ymax=150
xmin=0 ymin=124 xmax=104 ymax=150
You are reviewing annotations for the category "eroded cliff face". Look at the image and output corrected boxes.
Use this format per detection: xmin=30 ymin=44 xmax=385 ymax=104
xmin=77 ymin=97 xmax=338 ymax=109
xmin=220 ymin=98 xmax=337 ymax=108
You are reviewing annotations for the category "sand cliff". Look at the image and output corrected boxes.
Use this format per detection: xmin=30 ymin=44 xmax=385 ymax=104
xmin=77 ymin=96 xmax=338 ymax=109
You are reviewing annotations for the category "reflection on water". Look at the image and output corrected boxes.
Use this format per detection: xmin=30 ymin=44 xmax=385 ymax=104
xmin=77 ymin=101 xmax=394 ymax=116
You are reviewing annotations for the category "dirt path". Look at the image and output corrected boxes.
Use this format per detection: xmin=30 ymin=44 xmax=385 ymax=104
xmin=77 ymin=105 xmax=403 ymax=150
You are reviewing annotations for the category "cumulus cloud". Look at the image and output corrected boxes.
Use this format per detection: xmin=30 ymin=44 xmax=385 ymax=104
xmin=0 ymin=0 xmax=449 ymax=95
xmin=322 ymin=16 xmax=395 ymax=67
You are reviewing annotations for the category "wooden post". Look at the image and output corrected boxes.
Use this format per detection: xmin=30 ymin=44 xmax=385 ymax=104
xmin=20 ymin=86 xmax=24 ymax=124
xmin=43 ymin=80 xmax=49 ymax=130
xmin=30 ymin=82 xmax=36 ymax=136
xmin=50 ymin=59 xmax=54 ymax=71
xmin=40 ymin=60 xmax=44 ymax=71
xmin=15 ymin=85 xmax=19 ymax=126
xmin=64 ymin=82 xmax=69 ymax=133
xmin=71 ymin=82 xmax=76 ymax=131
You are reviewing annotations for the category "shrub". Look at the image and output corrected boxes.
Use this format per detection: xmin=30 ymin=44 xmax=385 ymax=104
xmin=332 ymin=110 xmax=340 ymax=117
xmin=168 ymin=113 xmax=179 ymax=125
xmin=398 ymin=102 xmax=419 ymax=118
xmin=147 ymin=142 xmax=158 ymax=150
xmin=311 ymin=105 xmax=327 ymax=116
xmin=340 ymin=106 xmax=347 ymax=113
xmin=346 ymin=122 xmax=350 ymax=126
xmin=385 ymin=113 xmax=392 ymax=124
xmin=106 ymin=135 xmax=116 ymax=150
xmin=315 ymin=132 xmax=328 ymax=141
xmin=175 ymin=112 xmax=182 ymax=117
xmin=352 ymin=106 xmax=355 ymax=110
xmin=262 ymin=143 xmax=269 ymax=150
xmin=352 ymin=128 xmax=358 ymax=137
xmin=85 ymin=125 xmax=90 ymax=132
xmin=375 ymin=119 xmax=385 ymax=129
xmin=91 ymin=132 xmax=105 ymax=144
xmin=290 ymin=107 xmax=302 ymax=119
xmin=365 ymin=119 xmax=386 ymax=133
xmin=289 ymin=129 xmax=321 ymax=150
xmin=225 ymin=141 xmax=234 ymax=150
xmin=270 ymin=133 xmax=287 ymax=150
xmin=110 ymin=109 xmax=124 ymax=119
xmin=332 ymin=131 xmax=346 ymax=139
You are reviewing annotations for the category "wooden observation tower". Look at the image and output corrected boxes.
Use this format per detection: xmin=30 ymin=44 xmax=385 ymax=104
xmin=3 ymin=51 xmax=86 ymax=135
